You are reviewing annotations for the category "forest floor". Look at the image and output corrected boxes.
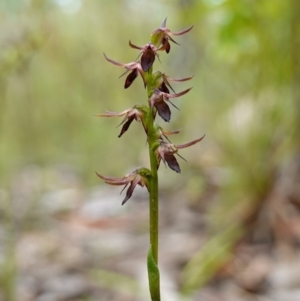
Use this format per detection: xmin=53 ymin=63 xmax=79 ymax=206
xmin=1 ymin=162 xmax=300 ymax=301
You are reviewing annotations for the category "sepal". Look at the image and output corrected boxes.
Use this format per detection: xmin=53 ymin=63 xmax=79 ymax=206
xmin=95 ymin=105 xmax=149 ymax=137
xmin=96 ymin=168 xmax=151 ymax=205
xmin=151 ymin=18 xmax=193 ymax=52
xmin=129 ymin=41 xmax=165 ymax=72
xmin=103 ymin=53 xmax=146 ymax=88
xmin=155 ymin=135 xmax=205 ymax=173
xmin=149 ymin=88 xmax=192 ymax=122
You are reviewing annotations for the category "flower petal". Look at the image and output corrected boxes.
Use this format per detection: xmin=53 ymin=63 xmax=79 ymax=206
xmin=155 ymin=101 xmax=171 ymax=122
xmin=161 ymin=128 xmax=181 ymax=136
xmin=141 ymin=47 xmax=156 ymax=72
xmin=162 ymin=38 xmax=171 ymax=53
xmin=160 ymin=82 xmax=170 ymax=93
xmin=171 ymin=25 xmax=194 ymax=36
xmin=167 ymin=99 xmax=180 ymax=111
xmin=124 ymin=69 xmax=138 ymax=88
xmin=166 ymin=35 xmax=180 ymax=45
xmin=129 ymin=40 xmax=143 ymax=50
xmin=103 ymin=53 xmax=126 ymax=67
xmin=165 ymin=75 xmax=194 ymax=82
xmin=122 ymin=177 xmax=139 ymax=205
xmin=175 ymin=135 xmax=205 ymax=149
xmin=118 ymin=117 xmax=134 ymax=138
xmin=137 ymin=69 xmax=147 ymax=87
xmin=164 ymin=87 xmax=192 ymax=99
xmin=164 ymin=154 xmax=181 ymax=173
xmin=95 ymin=109 xmax=130 ymax=118
xmin=150 ymin=89 xmax=164 ymax=107
xmin=95 ymin=172 xmax=128 ymax=184
xmin=161 ymin=17 xmax=167 ymax=28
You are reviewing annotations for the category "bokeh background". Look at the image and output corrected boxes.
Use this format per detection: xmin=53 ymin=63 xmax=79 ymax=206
xmin=1 ymin=0 xmax=300 ymax=300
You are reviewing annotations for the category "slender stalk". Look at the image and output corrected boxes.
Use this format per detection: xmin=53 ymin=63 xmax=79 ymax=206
xmin=146 ymin=69 xmax=161 ymax=300
xmin=148 ymin=114 xmax=159 ymax=263
xmin=146 ymin=68 xmax=159 ymax=263
xmin=100 ymin=19 xmax=195 ymax=301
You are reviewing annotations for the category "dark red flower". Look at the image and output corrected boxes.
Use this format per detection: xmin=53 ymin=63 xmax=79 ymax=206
xmin=149 ymin=88 xmax=192 ymax=122
xmin=155 ymin=72 xmax=193 ymax=94
xmin=153 ymin=124 xmax=181 ymax=142
xmin=103 ymin=53 xmax=146 ymax=88
xmin=151 ymin=18 xmax=194 ymax=53
xmin=95 ymin=105 xmax=149 ymax=137
xmin=155 ymin=136 xmax=205 ymax=173
xmin=96 ymin=168 xmax=151 ymax=205
xmin=129 ymin=41 xmax=165 ymax=72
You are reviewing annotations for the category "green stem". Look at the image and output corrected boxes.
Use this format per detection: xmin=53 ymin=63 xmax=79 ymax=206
xmin=146 ymin=67 xmax=159 ymax=263
xmin=148 ymin=114 xmax=159 ymax=263
xmin=146 ymin=68 xmax=161 ymax=300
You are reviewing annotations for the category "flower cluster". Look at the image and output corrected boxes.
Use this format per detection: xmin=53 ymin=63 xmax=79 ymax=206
xmin=96 ymin=18 xmax=204 ymax=204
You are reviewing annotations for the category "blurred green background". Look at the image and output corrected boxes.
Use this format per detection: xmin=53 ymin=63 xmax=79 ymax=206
xmin=1 ymin=0 xmax=297 ymax=185
xmin=1 ymin=0 xmax=300 ymax=300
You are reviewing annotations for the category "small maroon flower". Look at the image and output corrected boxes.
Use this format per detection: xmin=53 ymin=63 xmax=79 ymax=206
xmin=154 ymin=124 xmax=181 ymax=142
xmin=155 ymin=72 xmax=193 ymax=94
xmin=155 ymin=136 xmax=205 ymax=173
xmin=151 ymin=18 xmax=194 ymax=53
xmin=96 ymin=168 xmax=151 ymax=205
xmin=95 ymin=105 xmax=149 ymax=137
xmin=103 ymin=53 xmax=146 ymax=88
xmin=149 ymin=88 xmax=192 ymax=122
xmin=129 ymin=41 xmax=165 ymax=72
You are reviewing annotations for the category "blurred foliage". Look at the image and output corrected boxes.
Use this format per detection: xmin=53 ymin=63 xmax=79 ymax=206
xmin=0 ymin=0 xmax=299 ymax=299
xmin=89 ymin=269 xmax=140 ymax=298
xmin=182 ymin=224 xmax=242 ymax=294
xmin=176 ymin=0 xmax=300 ymax=294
